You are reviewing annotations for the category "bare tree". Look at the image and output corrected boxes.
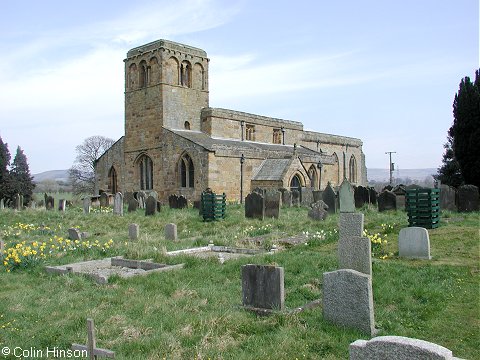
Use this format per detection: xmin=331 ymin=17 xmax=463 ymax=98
xmin=69 ymin=136 xmax=114 ymax=195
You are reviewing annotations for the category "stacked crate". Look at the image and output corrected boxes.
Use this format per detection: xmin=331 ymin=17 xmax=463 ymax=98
xmin=201 ymin=191 xmax=226 ymax=222
xmin=405 ymin=188 xmax=440 ymax=229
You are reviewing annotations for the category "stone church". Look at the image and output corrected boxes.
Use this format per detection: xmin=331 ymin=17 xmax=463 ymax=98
xmin=95 ymin=39 xmax=367 ymax=202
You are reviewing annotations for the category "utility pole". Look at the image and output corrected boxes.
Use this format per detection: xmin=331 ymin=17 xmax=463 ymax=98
xmin=385 ymin=151 xmax=396 ymax=185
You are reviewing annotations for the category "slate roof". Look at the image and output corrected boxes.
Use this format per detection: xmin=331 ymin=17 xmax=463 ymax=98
xmin=252 ymin=159 xmax=293 ymax=181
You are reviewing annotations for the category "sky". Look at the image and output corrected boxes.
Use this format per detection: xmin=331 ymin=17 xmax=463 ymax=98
xmin=0 ymin=0 xmax=478 ymax=174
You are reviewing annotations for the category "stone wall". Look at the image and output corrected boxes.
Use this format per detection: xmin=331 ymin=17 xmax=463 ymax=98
xmin=95 ymin=137 xmax=125 ymax=194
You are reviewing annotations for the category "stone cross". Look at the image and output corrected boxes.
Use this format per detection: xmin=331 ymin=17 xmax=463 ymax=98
xmin=71 ymin=318 xmax=115 ymax=359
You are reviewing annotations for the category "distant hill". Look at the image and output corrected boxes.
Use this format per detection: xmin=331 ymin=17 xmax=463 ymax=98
xmin=367 ymin=168 xmax=437 ymax=182
xmin=33 ymin=170 xmax=70 ymax=183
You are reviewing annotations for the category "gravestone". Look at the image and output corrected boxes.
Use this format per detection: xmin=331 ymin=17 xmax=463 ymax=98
xmin=308 ymin=200 xmax=329 ymax=221
xmin=38 ymin=200 xmax=45 ymax=208
xmin=83 ymin=198 xmax=91 ymax=214
xmin=252 ymin=187 xmax=265 ymax=196
xmin=149 ymin=190 xmax=158 ymax=201
xmin=439 ymin=184 xmax=457 ymax=211
xmin=382 ymin=185 xmax=393 ymax=192
xmin=165 ymin=223 xmax=178 ymax=241
xmin=58 ymin=199 xmax=67 ymax=212
xmin=378 ymin=190 xmax=396 ymax=212
xmin=245 ymin=192 xmax=265 ymax=220
xmin=339 ymin=213 xmax=364 ymax=241
xmin=398 ymin=227 xmax=431 ymax=259
xmin=113 ymin=192 xmax=124 ymax=216
xmin=291 ymin=189 xmax=300 ymax=207
xmin=177 ymin=195 xmax=188 ymax=209
xmin=128 ymin=223 xmax=139 ymax=240
xmin=45 ymin=193 xmax=54 ymax=210
xmin=169 ymin=194 xmax=179 ymax=209
xmin=145 ymin=196 xmax=157 ymax=216
xmin=300 ymin=187 xmax=314 ymax=207
xmin=124 ymin=191 xmax=134 ymax=204
xmin=156 ymin=200 xmax=162 ymax=212
xmin=279 ymin=188 xmax=292 ymax=207
xmin=322 ymin=183 xmax=337 ymax=214
xmin=14 ymin=194 xmax=21 ymax=210
xmin=322 ymin=269 xmax=375 ymax=335
xmin=338 ymin=236 xmax=372 ymax=275
xmin=71 ymin=318 xmax=115 ymax=359
xmin=136 ymin=191 xmax=146 ymax=209
xmin=349 ymin=336 xmax=461 ymax=360
xmin=99 ymin=192 xmax=109 ymax=208
xmin=457 ymin=184 xmax=479 ymax=212
xmin=127 ymin=198 xmax=138 ymax=212
xmin=242 ymin=264 xmax=284 ymax=310
xmin=339 ymin=180 xmax=355 ymax=213
xmin=0 ymin=198 xmax=4 ymax=210
xmin=368 ymin=187 xmax=377 ymax=205
xmin=68 ymin=228 xmax=82 ymax=241
xmin=354 ymin=186 xmax=369 ymax=208
xmin=312 ymin=190 xmax=323 ymax=203
xmin=264 ymin=190 xmax=281 ymax=218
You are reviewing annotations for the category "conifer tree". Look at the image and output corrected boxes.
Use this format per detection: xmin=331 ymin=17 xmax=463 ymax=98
xmin=0 ymin=136 xmax=11 ymax=201
xmin=435 ymin=135 xmax=464 ymax=187
xmin=10 ymin=146 xmax=35 ymax=205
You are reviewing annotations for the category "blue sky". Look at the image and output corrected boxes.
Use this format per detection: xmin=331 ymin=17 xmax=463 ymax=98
xmin=0 ymin=0 xmax=478 ymax=174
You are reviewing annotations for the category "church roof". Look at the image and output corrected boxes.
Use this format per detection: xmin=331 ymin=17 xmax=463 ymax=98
xmin=252 ymin=159 xmax=293 ymax=181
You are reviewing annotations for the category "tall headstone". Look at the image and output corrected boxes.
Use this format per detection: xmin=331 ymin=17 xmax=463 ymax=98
xmin=322 ymin=269 xmax=375 ymax=336
xmin=264 ymin=190 xmax=281 ymax=218
xmin=245 ymin=192 xmax=265 ymax=220
xmin=439 ymin=185 xmax=457 ymax=211
xmin=113 ymin=192 xmax=124 ymax=216
xmin=0 ymin=198 xmax=4 ymax=210
xmin=457 ymin=185 xmax=479 ymax=212
xmin=99 ymin=192 xmax=109 ymax=208
xmin=281 ymin=189 xmax=292 ymax=207
xmin=83 ymin=198 xmax=91 ymax=214
xmin=165 ymin=223 xmax=178 ymax=241
xmin=368 ymin=187 xmax=377 ymax=205
xmin=339 ymin=213 xmax=364 ymax=240
xmin=136 ymin=191 xmax=146 ymax=209
xmin=350 ymin=336 xmax=460 ymax=360
xmin=291 ymin=189 xmax=300 ymax=207
xmin=338 ymin=235 xmax=372 ymax=275
xmin=169 ymin=194 xmax=179 ymax=209
xmin=300 ymin=187 xmax=314 ymax=207
xmin=145 ymin=196 xmax=157 ymax=216
xmin=128 ymin=223 xmax=139 ymax=240
xmin=14 ymin=194 xmax=21 ymax=210
xmin=177 ymin=195 xmax=188 ymax=209
xmin=378 ymin=190 xmax=397 ymax=212
xmin=354 ymin=186 xmax=370 ymax=208
xmin=58 ymin=199 xmax=67 ymax=212
xmin=127 ymin=198 xmax=138 ymax=212
xmin=339 ymin=180 xmax=355 ymax=213
xmin=398 ymin=227 xmax=431 ymax=259
xmin=242 ymin=264 xmax=284 ymax=310
xmin=322 ymin=183 xmax=337 ymax=214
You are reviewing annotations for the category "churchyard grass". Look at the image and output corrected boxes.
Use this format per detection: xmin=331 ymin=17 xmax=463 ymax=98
xmin=0 ymin=205 xmax=478 ymax=359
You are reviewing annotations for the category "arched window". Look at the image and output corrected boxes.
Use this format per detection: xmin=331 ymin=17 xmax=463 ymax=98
xmin=138 ymin=154 xmax=153 ymax=190
xmin=128 ymin=63 xmax=137 ymax=89
xmin=180 ymin=61 xmax=191 ymax=87
xmin=139 ymin=60 xmax=148 ymax=88
xmin=290 ymin=173 xmax=302 ymax=191
xmin=349 ymin=155 xmax=357 ymax=183
xmin=184 ymin=121 xmax=191 ymax=130
xmin=108 ymin=166 xmax=117 ymax=194
xmin=166 ymin=57 xmax=179 ymax=85
xmin=332 ymin=152 xmax=340 ymax=186
xmin=179 ymin=153 xmax=194 ymax=188
xmin=308 ymin=165 xmax=318 ymax=189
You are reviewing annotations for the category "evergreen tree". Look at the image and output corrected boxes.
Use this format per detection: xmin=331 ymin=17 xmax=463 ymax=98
xmin=0 ymin=136 xmax=11 ymax=201
xmin=10 ymin=146 xmax=35 ymax=205
xmin=450 ymin=69 xmax=480 ymax=187
xmin=435 ymin=135 xmax=464 ymax=187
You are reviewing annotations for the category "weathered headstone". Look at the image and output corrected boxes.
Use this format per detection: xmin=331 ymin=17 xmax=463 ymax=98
xmin=83 ymin=197 xmax=91 ymax=214
xmin=382 ymin=185 xmax=393 ymax=192
xmin=349 ymin=336 xmax=461 ymax=360
xmin=68 ymin=228 xmax=82 ymax=241
xmin=322 ymin=269 xmax=375 ymax=335
xmin=398 ymin=227 xmax=431 ymax=259
xmin=0 ymin=240 xmax=4 ymax=255
xmin=14 ymin=194 xmax=21 ymax=210
xmin=338 ymin=236 xmax=372 ymax=275
xmin=300 ymin=187 xmax=314 ymax=207
xmin=124 ymin=191 xmax=134 ymax=204
xmin=245 ymin=192 xmax=265 ymax=220
xmin=136 ymin=191 xmax=146 ymax=209
xmin=312 ymin=190 xmax=323 ymax=203
xmin=457 ymin=184 xmax=479 ymax=212
xmin=368 ymin=187 xmax=377 ymax=205
xmin=145 ymin=196 xmax=157 ymax=216
xmin=322 ymin=183 xmax=337 ymax=214
xmin=354 ymin=186 xmax=370 ymax=208
xmin=242 ymin=264 xmax=284 ymax=310
xmin=308 ymin=200 xmax=329 ymax=221
xmin=264 ymin=190 xmax=281 ymax=218
xmin=156 ymin=200 xmax=162 ymax=212
xmin=177 ymin=195 xmax=188 ymax=209
xmin=128 ymin=223 xmax=139 ymax=240
xmin=279 ymin=189 xmax=292 ymax=207
xmin=148 ymin=190 xmax=158 ymax=201
xmin=339 ymin=213 xmax=364 ymax=241
xmin=99 ymin=192 xmax=109 ymax=208
xmin=45 ymin=193 xmax=54 ymax=210
xmin=378 ymin=190 xmax=396 ymax=212
xmin=0 ymin=198 xmax=4 ymax=210
xmin=339 ymin=180 xmax=355 ymax=213
xmin=168 ymin=194 xmax=179 ymax=209
xmin=439 ymin=184 xmax=457 ymax=211
xmin=291 ymin=189 xmax=300 ymax=207
xmin=58 ymin=199 xmax=67 ymax=212
xmin=113 ymin=192 xmax=124 ymax=216
xmin=165 ymin=223 xmax=178 ymax=241
xmin=127 ymin=198 xmax=138 ymax=212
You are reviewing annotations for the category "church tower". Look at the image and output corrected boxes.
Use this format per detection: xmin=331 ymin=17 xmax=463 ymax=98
xmin=123 ymin=40 xmax=209 ymax=153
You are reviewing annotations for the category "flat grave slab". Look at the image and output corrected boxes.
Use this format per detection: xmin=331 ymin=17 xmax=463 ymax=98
xmin=166 ymin=245 xmax=270 ymax=261
xmin=45 ymin=257 xmax=183 ymax=284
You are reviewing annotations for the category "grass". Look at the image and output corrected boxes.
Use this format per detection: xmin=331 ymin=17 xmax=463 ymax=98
xmin=0 ymin=204 xmax=478 ymax=359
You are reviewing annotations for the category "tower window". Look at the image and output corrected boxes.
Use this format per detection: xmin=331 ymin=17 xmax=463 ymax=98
xmin=139 ymin=61 xmax=149 ymax=88
xmin=138 ymin=155 xmax=153 ymax=190
xmin=180 ymin=62 xmax=191 ymax=87
xmin=245 ymin=124 xmax=255 ymax=141
xmin=349 ymin=155 xmax=357 ymax=183
xmin=273 ymin=128 xmax=282 ymax=144
xmin=184 ymin=121 xmax=191 ymax=130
